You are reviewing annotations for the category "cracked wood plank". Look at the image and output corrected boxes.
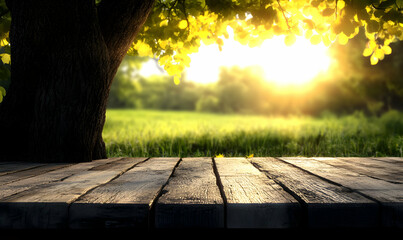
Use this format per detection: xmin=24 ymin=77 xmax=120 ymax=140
xmin=250 ymin=157 xmax=379 ymax=228
xmin=214 ymin=157 xmax=301 ymax=228
xmin=69 ymin=157 xmax=180 ymax=229
xmin=280 ymin=157 xmax=403 ymax=228
xmin=0 ymin=157 xmax=145 ymax=229
xmin=154 ymin=157 xmax=224 ymax=228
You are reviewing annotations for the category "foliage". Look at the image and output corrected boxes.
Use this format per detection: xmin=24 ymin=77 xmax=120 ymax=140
xmin=131 ymin=0 xmax=403 ymax=84
xmin=103 ymin=109 xmax=403 ymax=157
xmin=107 ymin=56 xmax=203 ymax=110
xmin=107 ymin=56 xmax=148 ymax=108
xmin=0 ymin=0 xmax=402 ymax=95
xmin=380 ymin=110 xmax=403 ymax=134
xmin=0 ymin=0 xmax=10 ymax=103
xmin=195 ymin=95 xmax=220 ymax=112
xmin=108 ymin=74 xmax=202 ymax=110
xmin=108 ymin=34 xmax=403 ymax=116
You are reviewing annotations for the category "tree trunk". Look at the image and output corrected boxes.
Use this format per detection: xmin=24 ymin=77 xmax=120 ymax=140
xmin=0 ymin=0 xmax=154 ymax=163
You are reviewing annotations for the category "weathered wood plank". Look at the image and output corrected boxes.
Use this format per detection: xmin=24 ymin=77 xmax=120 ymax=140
xmin=1 ymin=157 xmax=402 ymax=229
xmin=0 ymin=163 xmax=72 ymax=185
xmin=0 ymin=162 xmax=46 ymax=176
xmin=69 ymin=157 xmax=179 ymax=229
xmin=371 ymin=157 xmax=403 ymax=163
xmin=154 ymin=157 xmax=224 ymax=228
xmin=214 ymin=157 xmax=300 ymax=228
xmin=0 ymin=158 xmax=123 ymax=200
xmin=280 ymin=157 xmax=403 ymax=228
xmin=250 ymin=157 xmax=379 ymax=228
xmin=317 ymin=157 xmax=403 ymax=183
xmin=0 ymin=157 xmax=145 ymax=229
xmin=280 ymin=157 xmax=403 ymax=195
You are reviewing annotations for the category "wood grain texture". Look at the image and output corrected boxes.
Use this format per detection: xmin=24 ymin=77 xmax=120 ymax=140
xmin=286 ymin=157 xmax=403 ymax=183
xmin=0 ymin=158 xmax=144 ymax=229
xmin=372 ymin=157 xmax=403 ymax=163
xmin=154 ymin=157 xmax=224 ymax=228
xmin=280 ymin=157 xmax=403 ymax=228
xmin=214 ymin=157 xmax=300 ymax=228
xmin=251 ymin=157 xmax=379 ymax=228
xmin=0 ymin=163 xmax=71 ymax=185
xmin=0 ymin=162 xmax=46 ymax=176
xmin=1 ymin=157 xmax=402 ymax=229
xmin=0 ymin=158 xmax=123 ymax=200
xmin=69 ymin=157 xmax=179 ymax=229
xmin=328 ymin=157 xmax=403 ymax=183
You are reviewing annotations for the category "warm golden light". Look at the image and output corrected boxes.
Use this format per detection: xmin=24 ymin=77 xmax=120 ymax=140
xmin=258 ymin=36 xmax=332 ymax=88
xmin=139 ymin=27 xmax=333 ymax=89
xmin=186 ymin=28 xmax=333 ymax=88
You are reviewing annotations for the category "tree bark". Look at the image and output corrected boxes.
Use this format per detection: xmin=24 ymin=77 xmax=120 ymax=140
xmin=0 ymin=0 xmax=154 ymax=163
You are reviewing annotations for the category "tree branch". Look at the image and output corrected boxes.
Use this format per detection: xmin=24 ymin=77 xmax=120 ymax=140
xmin=335 ymin=0 xmax=338 ymax=19
xmin=276 ymin=0 xmax=291 ymax=31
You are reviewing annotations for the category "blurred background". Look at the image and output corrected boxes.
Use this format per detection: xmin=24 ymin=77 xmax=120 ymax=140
xmin=101 ymin=31 xmax=403 ymax=158
xmin=107 ymin=32 xmax=403 ymax=118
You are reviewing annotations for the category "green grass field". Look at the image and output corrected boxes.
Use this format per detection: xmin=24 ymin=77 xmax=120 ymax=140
xmin=103 ymin=109 xmax=403 ymax=158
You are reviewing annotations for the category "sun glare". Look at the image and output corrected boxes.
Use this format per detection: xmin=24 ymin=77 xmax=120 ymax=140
xmin=186 ymin=28 xmax=332 ymax=87
xmin=139 ymin=27 xmax=333 ymax=89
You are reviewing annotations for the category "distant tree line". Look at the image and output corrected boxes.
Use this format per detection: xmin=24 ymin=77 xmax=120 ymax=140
xmin=108 ymin=37 xmax=403 ymax=117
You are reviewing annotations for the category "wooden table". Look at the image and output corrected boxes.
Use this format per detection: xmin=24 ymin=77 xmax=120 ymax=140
xmin=0 ymin=157 xmax=402 ymax=229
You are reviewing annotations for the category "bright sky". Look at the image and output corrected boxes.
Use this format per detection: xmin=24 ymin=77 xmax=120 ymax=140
xmin=139 ymin=27 xmax=333 ymax=88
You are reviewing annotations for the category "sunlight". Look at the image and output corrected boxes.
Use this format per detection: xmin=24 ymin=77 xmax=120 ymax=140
xmin=138 ymin=59 xmax=166 ymax=77
xmin=259 ymin=36 xmax=332 ymax=87
xmin=138 ymin=27 xmax=333 ymax=89
xmin=186 ymin=27 xmax=332 ymax=87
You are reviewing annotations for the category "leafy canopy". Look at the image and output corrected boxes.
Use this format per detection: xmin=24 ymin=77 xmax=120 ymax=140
xmin=131 ymin=0 xmax=403 ymax=84
xmin=0 ymin=0 xmax=10 ymax=102
xmin=0 ymin=0 xmax=402 ymax=96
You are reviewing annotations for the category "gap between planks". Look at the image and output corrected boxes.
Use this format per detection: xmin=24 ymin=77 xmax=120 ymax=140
xmin=0 ymin=157 xmax=402 ymax=229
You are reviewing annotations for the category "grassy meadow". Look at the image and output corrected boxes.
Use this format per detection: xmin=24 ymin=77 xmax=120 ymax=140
xmin=103 ymin=109 xmax=403 ymax=158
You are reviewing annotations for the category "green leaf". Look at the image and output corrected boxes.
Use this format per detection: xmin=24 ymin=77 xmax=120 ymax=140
xmin=321 ymin=8 xmax=335 ymax=17
xmin=353 ymin=0 xmax=372 ymax=10
xmin=0 ymin=86 xmax=5 ymax=103
xmin=357 ymin=9 xmax=370 ymax=21
xmin=311 ymin=0 xmax=322 ymax=8
xmin=363 ymin=47 xmax=373 ymax=57
xmin=383 ymin=45 xmax=392 ymax=54
xmin=178 ymin=20 xmax=188 ymax=29
xmin=374 ymin=9 xmax=384 ymax=18
xmin=310 ymin=34 xmax=322 ymax=45
xmin=341 ymin=20 xmax=357 ymax=36
xmin=374 ymin=48 xmax=385 ymax=60
xmin=370 ymin=53 xmax=379 ymax=65
xmin=0 ymin=86 xmax=5 ymax=96
xmin=381 ymin=9 xmax=400 ymax=22
xmin=366 ymin=20 xmax=380 ymax=33
xmin=378 ymin=0 xmax=396 ymax=9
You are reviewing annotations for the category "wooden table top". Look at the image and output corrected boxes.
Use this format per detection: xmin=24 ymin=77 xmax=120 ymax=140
xmin=0 ymin=157 xmax=402 ymax=229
